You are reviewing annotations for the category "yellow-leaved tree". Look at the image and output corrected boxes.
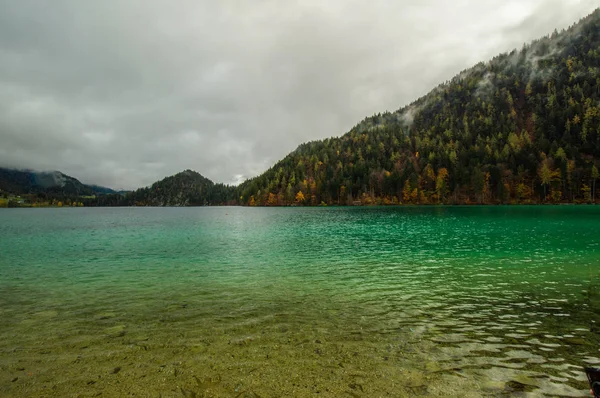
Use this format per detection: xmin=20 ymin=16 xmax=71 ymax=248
xmin=435 ymin=168 xmax=449 ymax=203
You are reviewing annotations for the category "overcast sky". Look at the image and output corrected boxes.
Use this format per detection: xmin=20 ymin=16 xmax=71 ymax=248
xmin=0 ymin=1 xmax=597 ymax=189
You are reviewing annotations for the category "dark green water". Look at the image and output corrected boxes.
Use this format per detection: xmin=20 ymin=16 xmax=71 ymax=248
xmin=0 ymin=206 xmax=599 ymax=397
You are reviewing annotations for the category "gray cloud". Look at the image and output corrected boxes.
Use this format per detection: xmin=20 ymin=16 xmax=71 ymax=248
xmin=0 ymin=0 xmax=596 ymax=189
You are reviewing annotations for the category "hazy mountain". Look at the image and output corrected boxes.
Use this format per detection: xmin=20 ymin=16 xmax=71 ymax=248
xmin=0 ymin=167 xmax=116 ymax=198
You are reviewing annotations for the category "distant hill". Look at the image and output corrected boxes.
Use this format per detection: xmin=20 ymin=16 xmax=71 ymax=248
xmin=0 ymin=167 xmax=116 ymax=198
xmin=88 ymin=170 xmax=232 ymax=206
xmin=236 ymin=9 xmax=600 ymax=205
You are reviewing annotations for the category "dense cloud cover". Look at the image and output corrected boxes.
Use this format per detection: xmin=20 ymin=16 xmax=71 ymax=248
xmin=0 ymin=0 xmax=596 ymax=189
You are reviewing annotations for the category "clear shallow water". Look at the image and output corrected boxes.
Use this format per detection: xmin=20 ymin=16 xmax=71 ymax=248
xmin=0 ymin=206 xmax=599 ymax=397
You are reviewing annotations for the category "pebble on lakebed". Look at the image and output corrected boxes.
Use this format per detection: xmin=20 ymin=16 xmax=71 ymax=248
xmin=104 ymin=325 xmax=126 ymax=338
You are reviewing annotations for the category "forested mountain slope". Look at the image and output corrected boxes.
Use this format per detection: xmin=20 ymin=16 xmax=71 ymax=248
xmin=236 ymin=9 xmax=600 ymax=205
xmin=0 ymin=167 xmax=114 ymax=198
xmin=89 ymin=170 xmax=232 ymax=206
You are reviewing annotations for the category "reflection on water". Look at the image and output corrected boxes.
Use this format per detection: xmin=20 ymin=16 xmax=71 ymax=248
xmin=0 ymin=206 xmax=598 ymax=397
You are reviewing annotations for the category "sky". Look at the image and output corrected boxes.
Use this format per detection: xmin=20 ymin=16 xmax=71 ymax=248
xmin=0 ymin=1 xmax=597 ymax=190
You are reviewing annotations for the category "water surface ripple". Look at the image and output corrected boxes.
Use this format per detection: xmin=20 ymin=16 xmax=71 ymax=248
xmin=0 ymin=206 xmax=599 ymax=397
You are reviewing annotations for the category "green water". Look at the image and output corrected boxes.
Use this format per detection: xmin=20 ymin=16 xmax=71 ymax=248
xmin=0 ymin=206 xmax=599 ymax=397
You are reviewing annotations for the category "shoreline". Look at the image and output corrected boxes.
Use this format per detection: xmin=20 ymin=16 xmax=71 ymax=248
xmin=2 ymin=202 xmax=598 ymax=209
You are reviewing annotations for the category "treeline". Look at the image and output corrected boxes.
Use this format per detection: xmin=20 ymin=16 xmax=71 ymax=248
xmin=236 ymin=9 xmax=600 ymax=206
xmin=0 ymin=190 xmax=86 ymax=208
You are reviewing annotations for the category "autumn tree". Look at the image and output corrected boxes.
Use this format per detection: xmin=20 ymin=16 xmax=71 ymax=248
xmin=538 ymin=156 xmax=552 ymax=201
xmin=295 ymin=190 xmax=306 ymax=205
xmin=435 ymin=168 xmax=449 ymax=203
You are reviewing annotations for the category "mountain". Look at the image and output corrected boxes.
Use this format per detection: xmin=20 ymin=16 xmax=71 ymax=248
xmin=88 ymin=170 xmax=233 ymax=207
xmin=0 ymin=167 xmax=116 ymax=198
xmin=6 ymin=10 xmax=600 ymax=208
xmin=87 ymin=184 xmax=118 ymax=195
xmin=235 ymin=9 xmax=600 ymax=205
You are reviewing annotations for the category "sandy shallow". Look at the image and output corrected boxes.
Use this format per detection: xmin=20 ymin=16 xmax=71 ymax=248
xmin=1 ymin=293 xmax=595 ymax=397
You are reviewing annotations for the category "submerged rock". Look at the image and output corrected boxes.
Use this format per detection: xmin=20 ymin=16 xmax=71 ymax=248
xmin=94 ymin=312 xmax=117 ymax=320
xmin=563 ymin=337 xmax=591 ymax=346
xmin=425 ymin=361 xmax=441 ymax=373
xmin=38 ymin=310 xmax=58 ymax=317
xmin=504 ymin=380 xmax=536 ymax=393
xmin=104 ymin=324 xmax=126 ymax=338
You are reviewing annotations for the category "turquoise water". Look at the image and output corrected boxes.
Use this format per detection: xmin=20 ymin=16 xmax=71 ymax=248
xmin=0 ymin=206 xmax=599 ymax=397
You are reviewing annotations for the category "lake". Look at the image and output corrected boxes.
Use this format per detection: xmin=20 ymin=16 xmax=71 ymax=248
xmin=0 ymin=206 xmax=599 ymax=397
